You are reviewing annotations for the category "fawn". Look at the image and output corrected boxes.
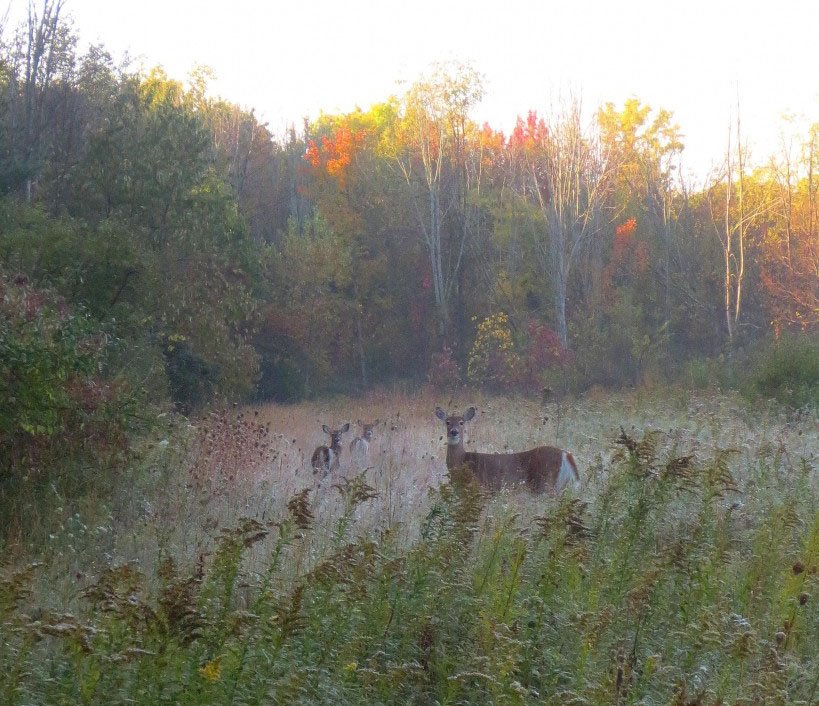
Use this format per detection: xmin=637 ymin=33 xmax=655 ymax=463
xmin=311 ymin=423 xmax=350 ymax=477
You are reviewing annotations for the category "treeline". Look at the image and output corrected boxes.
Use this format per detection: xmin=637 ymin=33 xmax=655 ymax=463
xmin=1 ymin=3 xmax=817 ymax=414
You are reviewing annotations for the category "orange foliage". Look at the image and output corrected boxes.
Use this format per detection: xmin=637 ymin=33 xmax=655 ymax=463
xmin=615 ymin=217 xmax=637 ymax=237
xmin=759 ymin=225 xmax=819 ymax=334
xmin=304 ymin=125 xmax=366 ymax=189
xmin=602 ymin=218 xmax=650 ymax=299
xmin=478 ymin=122 xmax=506 ymax=170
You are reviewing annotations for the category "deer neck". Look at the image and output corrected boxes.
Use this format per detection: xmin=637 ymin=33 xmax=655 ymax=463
xmin=446 ymin=439 xmax=467 ymax=469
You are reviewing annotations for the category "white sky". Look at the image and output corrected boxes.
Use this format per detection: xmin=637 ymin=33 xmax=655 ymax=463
xmin=5 ymin=0 xmax=819 ymax=181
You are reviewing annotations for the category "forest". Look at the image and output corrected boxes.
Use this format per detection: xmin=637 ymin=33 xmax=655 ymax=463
xmin=1 ymin=4 xmax=816 ymax=412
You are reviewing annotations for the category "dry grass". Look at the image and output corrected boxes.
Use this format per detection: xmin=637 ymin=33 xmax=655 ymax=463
xmin=74 ymin=387 xmax=816 ymax=585
xmin=3 ymin=386 xmax=817 ymax=705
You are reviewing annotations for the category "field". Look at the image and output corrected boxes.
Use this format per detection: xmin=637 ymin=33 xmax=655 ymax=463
xmin=2 ymin=388 xmax=818 ymax=705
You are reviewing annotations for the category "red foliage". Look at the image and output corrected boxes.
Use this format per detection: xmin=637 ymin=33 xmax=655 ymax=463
xmin=509 ymin=111 xmax=549 ymax=151
xmin=428 ymin=345 xmax=461 ymax=390
xmin=603 ymin=217 xmax=650 ymax=300
xmin=615 ymin=217 xmax=637 ymax=237
xmin=517 ymin=319 xmax=573 ymax=392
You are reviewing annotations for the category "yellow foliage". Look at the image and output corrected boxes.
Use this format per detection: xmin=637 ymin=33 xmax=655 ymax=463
xmin=467 ymin=312 xmax=521 ymax=389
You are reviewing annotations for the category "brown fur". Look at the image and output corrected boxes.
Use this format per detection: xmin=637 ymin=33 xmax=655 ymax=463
xmin=435 ymin=407 xmax=579 ymax=493
xmin=311 ymin=423 xmax=350 ymax=477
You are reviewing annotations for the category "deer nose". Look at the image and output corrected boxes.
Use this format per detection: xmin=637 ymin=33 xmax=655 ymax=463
xmin=449 ymin=429 xmax=459 ymax=438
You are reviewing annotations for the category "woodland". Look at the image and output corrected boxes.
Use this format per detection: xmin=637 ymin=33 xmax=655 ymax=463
xmin=1 ymin=3 xmax=817 ymax=413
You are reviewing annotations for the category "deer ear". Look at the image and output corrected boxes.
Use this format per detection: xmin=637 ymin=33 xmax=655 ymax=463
xmin=463 ymin=406 xmax=476 ymax=421
xmin=340 ymin=422 xmax=350 ymax=433
xmin=435 ymin=407 xmax=446 ymax=421
xmin=322 ymin=425 xmax=331 ymax=434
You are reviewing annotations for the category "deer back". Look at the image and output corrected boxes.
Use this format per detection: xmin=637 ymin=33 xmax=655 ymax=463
xmin=462 ymin=445 xmax=568 ymax=492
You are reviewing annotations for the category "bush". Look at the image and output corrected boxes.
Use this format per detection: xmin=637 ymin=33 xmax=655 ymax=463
xmin=162 ymin=334 xmax=220 ymax=414
xmin=0 ymin=270 xmax=136 ymax=537
xmin=518 ymin=320 xmax=573 ymax=394
xmin=254 ymin=352 xmax=307 ymax=403
xmin=427 ymin=345 xmax=462 ymax=390
xmin=744 ymin=335 xmax=819 ymax=408
xmin=467 ymin=312 xmax=521 ymax=392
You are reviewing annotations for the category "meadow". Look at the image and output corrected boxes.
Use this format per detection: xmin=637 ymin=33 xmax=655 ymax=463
xmin=2 ymin=388 xmax=818 ymax=705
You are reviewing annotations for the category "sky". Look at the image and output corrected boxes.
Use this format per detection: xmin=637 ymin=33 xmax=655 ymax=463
xmin=5 ymin=0 xmax=818 ymax=181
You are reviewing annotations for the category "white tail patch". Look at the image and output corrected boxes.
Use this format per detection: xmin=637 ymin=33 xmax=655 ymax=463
xmin=557 ymin=451 xmax=580 ymax=491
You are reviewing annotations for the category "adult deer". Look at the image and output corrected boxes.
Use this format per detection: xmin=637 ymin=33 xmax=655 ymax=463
xmin=311 ymin=423 xmax=350 ymax=478
xmin=435 ymin=406 xmax=579 ymax=493
xmin=349 ymin=419 xmax=379 ymax=467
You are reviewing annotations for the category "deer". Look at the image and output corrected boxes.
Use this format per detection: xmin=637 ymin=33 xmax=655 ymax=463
xmin=434 ymin=406 xmax=579 ymax=493
xmin=311 ymin=423 xmax=350 ymax=478
xmin=349 ymin=419 xmax=379 ymax=467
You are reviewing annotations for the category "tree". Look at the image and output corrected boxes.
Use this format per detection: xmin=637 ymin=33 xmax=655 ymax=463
xmin=760 ymin=123 xmax=819 ymax=333
xmin=388 ymin=62 xmax=484 ymax=337
xmin=705 ymin=104 xmax=771 ymax=344
xmin=508 ymin=100 xmax=617 ymax=348
xmin=3 ymin=0 xmax=74 ymax=200
xmin=598 ymin=99 xmax=685 ymax=320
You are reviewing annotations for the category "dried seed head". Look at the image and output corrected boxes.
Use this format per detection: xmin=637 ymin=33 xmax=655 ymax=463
xmin=798 ymin=592 xmax=809 ymax=605
xmin=793 ymin=561 xmax=805 ymax=575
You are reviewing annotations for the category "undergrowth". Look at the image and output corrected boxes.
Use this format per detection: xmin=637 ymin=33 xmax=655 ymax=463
xmin=2 ymin=426 xmax=817 ymax=705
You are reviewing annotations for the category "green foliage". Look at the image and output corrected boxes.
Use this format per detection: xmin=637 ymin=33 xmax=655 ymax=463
xmin=0 ymin=269 xmax=135 ymax=538
xmin=743 ymin=335 xmax=819 ymax=409
xmin=2 ymin=424 xmax=816 ymax=704
xmin=254 ymin=351 xmax=307 ymax=403
xmin=162 ymin=334 xmax=219 ymax=415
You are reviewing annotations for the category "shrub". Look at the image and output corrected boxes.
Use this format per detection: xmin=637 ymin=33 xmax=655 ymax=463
xmin=518 ymin=319 xmax=573 ymax=394
xmin=427 ymin=345 xmax=461 ymax=390
xmin=745 ymin=335 xmax=819 ymax=408
xmin=255 ymin=352 xmax=307 ymax=403
xmin=467 ymin=312 xmax=521 ymax=391
xmin=0 ymin=270 xmax=136 ymax=537
xmin=162 ymin=334 xmax=219 ymax=414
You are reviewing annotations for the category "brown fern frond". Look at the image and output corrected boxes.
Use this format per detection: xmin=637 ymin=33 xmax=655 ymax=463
xmin=287 ymin=488 xmax=314 ymax=530
xmin=333 ymin=472 xmax=379 ymax=507
xmin=535 ymin=498 xmax=591 ymax=546
xmin=0 ymin=562 xmax=42 ymax=614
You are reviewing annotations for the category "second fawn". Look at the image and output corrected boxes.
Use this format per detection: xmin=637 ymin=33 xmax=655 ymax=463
xmin=349 ymin=419 xmax=379 ymax=467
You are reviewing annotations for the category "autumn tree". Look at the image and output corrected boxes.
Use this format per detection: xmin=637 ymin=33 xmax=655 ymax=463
xmin=598 ymin=99 xmax=684 ymax=319
xmin=508 ymin=100 xmax=617 ymax=348
xmin=760 ymin=123 xmax=819 ymax=333
xmin=388 ymin=62 xmax=484 ymax=338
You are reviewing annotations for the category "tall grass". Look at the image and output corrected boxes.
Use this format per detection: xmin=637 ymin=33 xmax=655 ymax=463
xmin=1 ymin=389 xmax=817 ymax=704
